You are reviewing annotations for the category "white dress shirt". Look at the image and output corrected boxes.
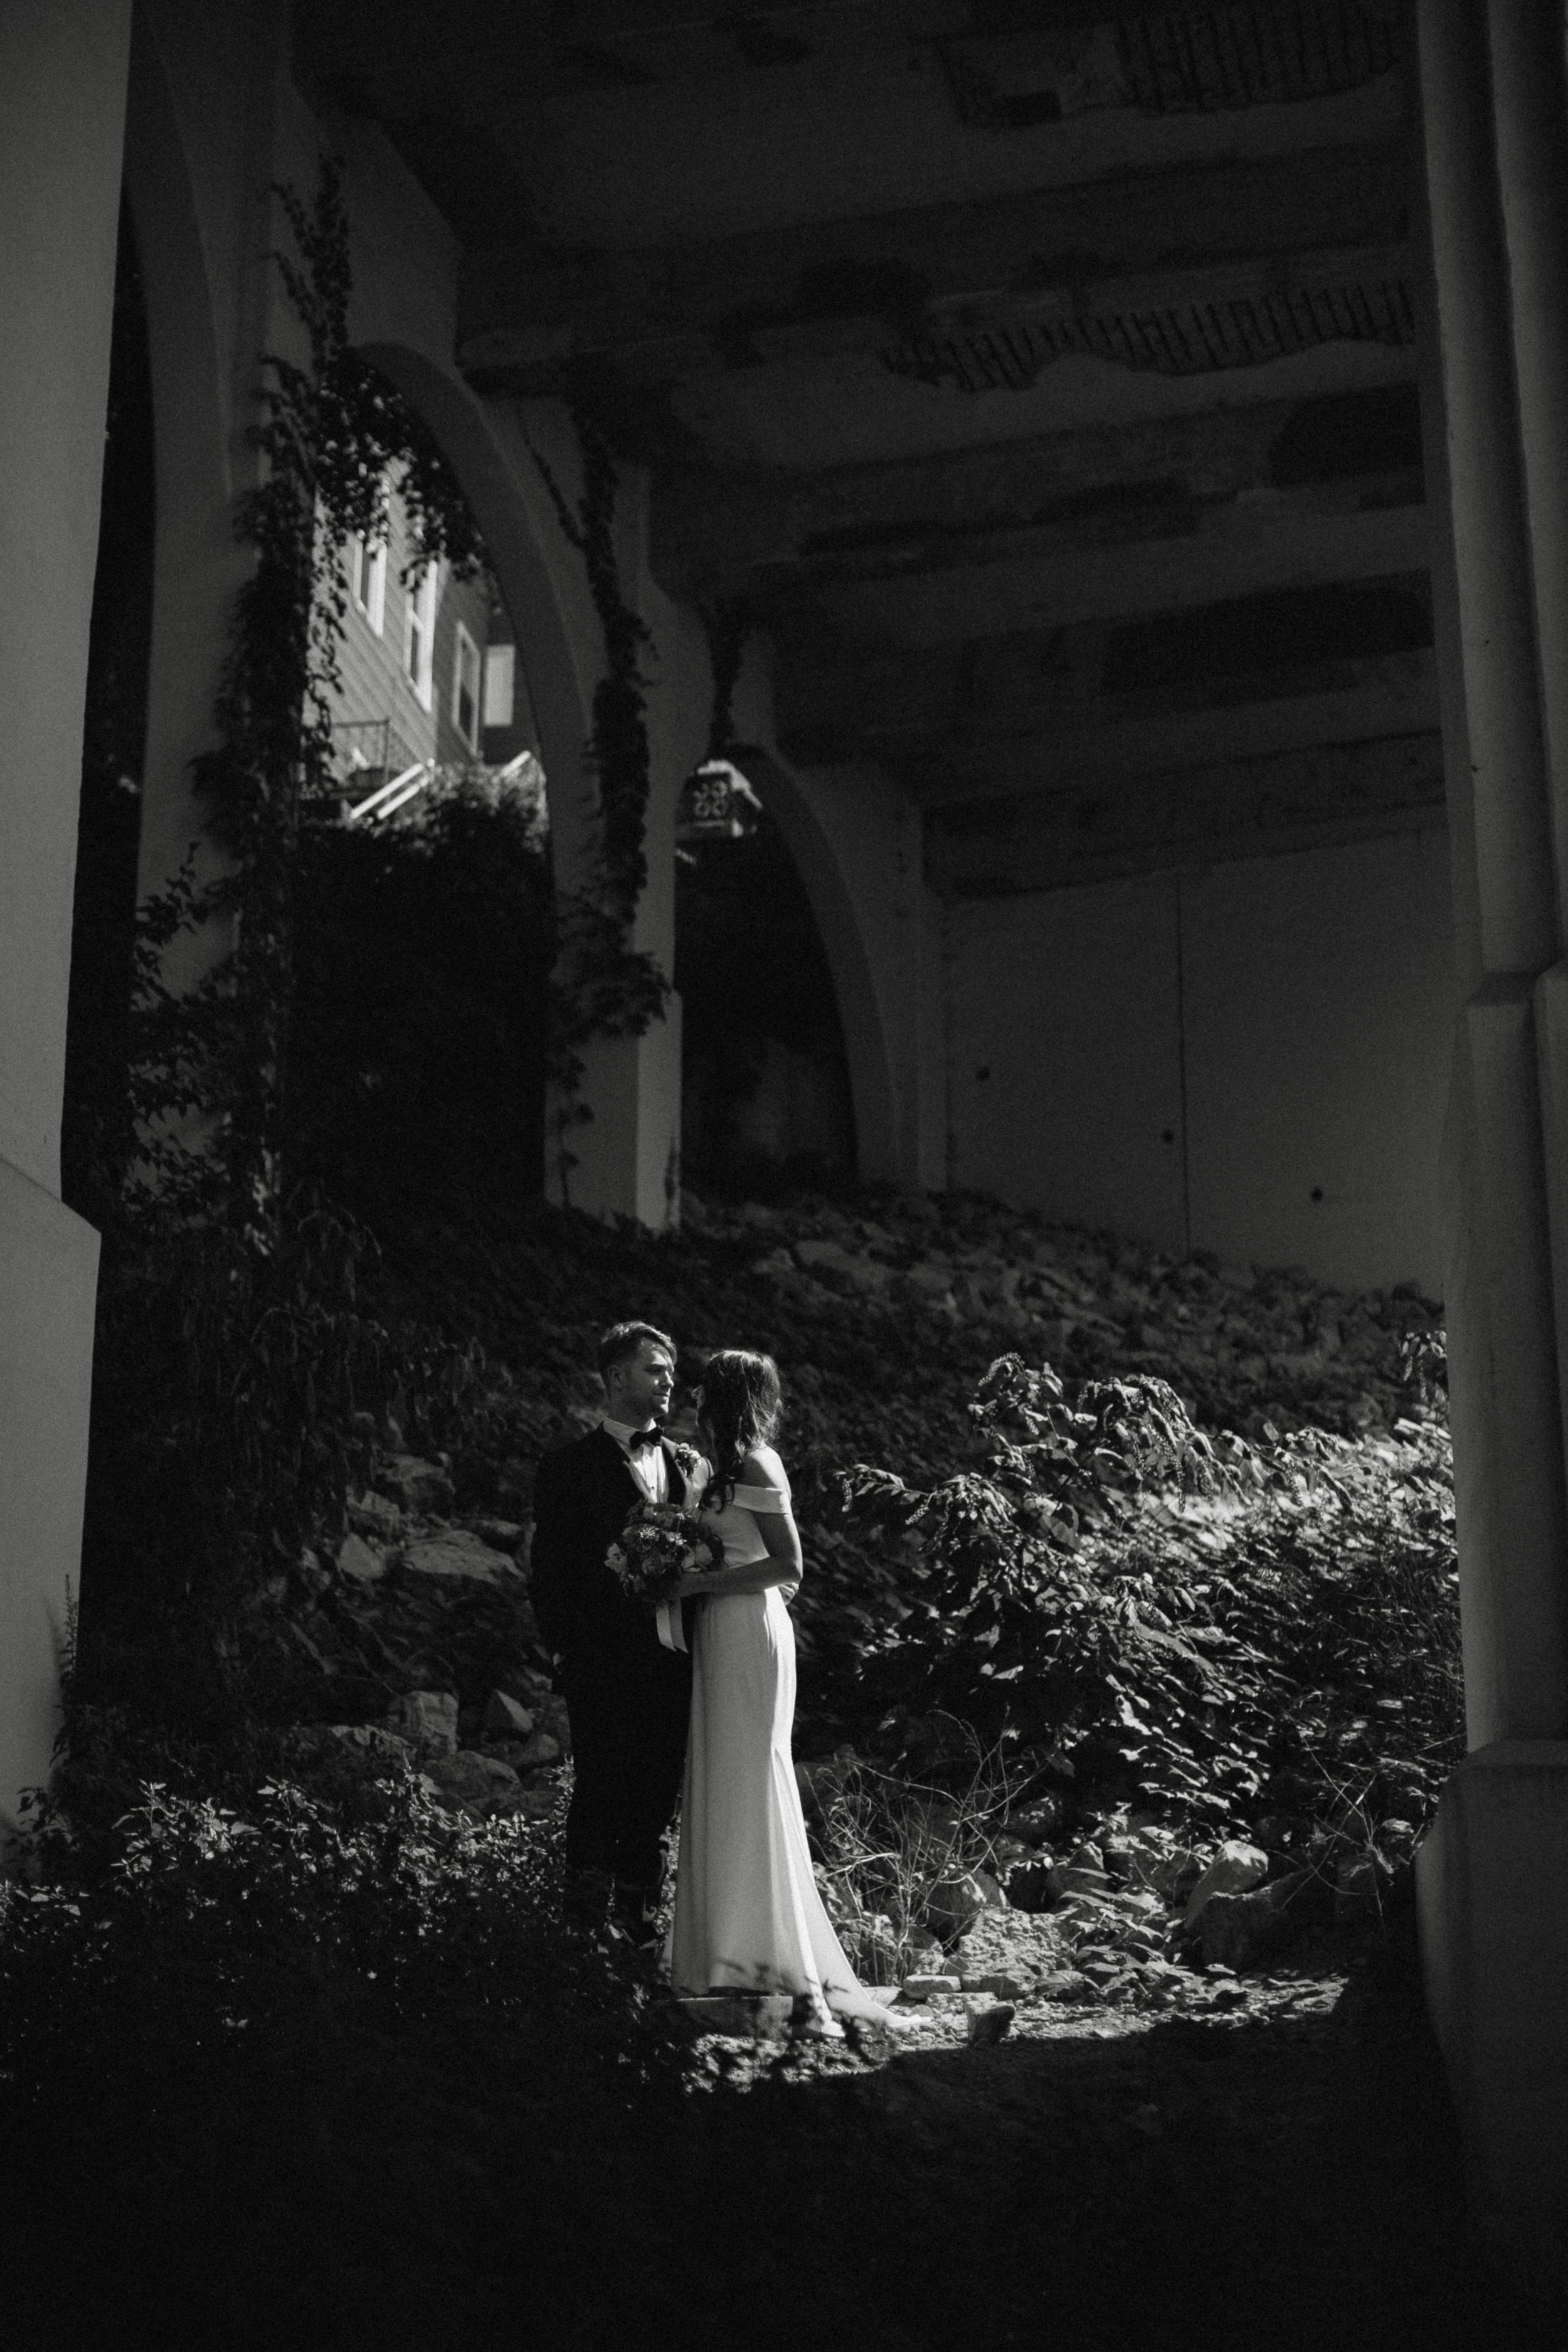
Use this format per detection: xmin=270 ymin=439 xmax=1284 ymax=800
xmin=601 ymin=1415 xmax=669 ymax=1504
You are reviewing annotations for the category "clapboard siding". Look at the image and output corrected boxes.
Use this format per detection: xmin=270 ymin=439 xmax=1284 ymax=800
xmin=324 ymin=489 xmax=497 ymax=775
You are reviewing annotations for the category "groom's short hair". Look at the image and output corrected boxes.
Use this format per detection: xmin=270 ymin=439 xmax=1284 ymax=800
xmin=598 ymin=1320 xmax=675 ymax=1382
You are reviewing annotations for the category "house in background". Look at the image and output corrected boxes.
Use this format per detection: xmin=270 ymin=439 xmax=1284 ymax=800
xmin=325 ymin=475 xmax=545 ymax=820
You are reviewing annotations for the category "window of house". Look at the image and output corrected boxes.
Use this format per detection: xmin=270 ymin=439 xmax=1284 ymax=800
xmin=453 ymin=620 xmax=481 ymax=752
xmin=403 ymin=563 xmax=438 ymax=709
xmin=484 ymin=642 xmax=516 ymax=731
xmin=349 ymin=531 xmax=386 ymax=634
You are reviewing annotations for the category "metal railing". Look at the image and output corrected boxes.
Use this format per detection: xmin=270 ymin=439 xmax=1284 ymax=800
xmin=341 ymin=744 xmax=548 ymax=829
xmin=329 ymin=716 xmax=420 ymax=792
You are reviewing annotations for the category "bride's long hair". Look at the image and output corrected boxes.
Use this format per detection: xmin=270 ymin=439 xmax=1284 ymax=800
xmin=696 ymin=1350 xmax=783 ymax=1512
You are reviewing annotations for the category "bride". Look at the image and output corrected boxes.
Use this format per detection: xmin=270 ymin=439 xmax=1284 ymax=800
xmin=665 ymin=1349 xmax=896 ymax=2033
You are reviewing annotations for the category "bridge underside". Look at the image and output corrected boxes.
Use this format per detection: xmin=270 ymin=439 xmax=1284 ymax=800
xmin=302 ymin=0 xmax=1454 ymax=1286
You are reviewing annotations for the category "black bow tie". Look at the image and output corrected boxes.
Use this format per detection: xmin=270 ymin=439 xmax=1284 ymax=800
xmin=627 ymin=1426 xmax=661 ymax=1454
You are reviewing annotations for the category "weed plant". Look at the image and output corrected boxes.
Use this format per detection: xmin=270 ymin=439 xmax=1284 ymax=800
xmin=805 ymin=1730 xmax=1027 ymax=1981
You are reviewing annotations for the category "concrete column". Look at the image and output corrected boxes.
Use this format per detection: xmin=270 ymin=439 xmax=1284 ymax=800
xmin=1414 ymin=0 xmax=1568 ymax=2294
xmin=1487 ymin=0 xmax=1568 ymax=1515
xmin=1489 ymin=0 xmax=1568 ymax=924
xmin=0 ymin=0 xmax=130 ymax=1828
xmin=541 ymin=461 xmax=691 ymax=1229
xmin=1416 ymin=0 xmax=1568 ymax=1737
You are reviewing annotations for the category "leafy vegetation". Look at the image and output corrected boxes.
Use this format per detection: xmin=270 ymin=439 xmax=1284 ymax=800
xmin=839 ymin=1349 xmax=1459 ymax=1877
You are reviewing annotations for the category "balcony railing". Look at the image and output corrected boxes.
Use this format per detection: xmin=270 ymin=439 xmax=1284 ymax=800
xmin=327 ymin=717 xmax=419 ymax=793
xmin=322 ymin=728 xmax=549 ymax=835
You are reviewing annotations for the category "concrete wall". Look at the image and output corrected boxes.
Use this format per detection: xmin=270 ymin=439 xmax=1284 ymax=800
xmin=948 ymin=824 xmax=1454 ymax=1290
xmin=0 ymin=0 xmax=127 ymax=1831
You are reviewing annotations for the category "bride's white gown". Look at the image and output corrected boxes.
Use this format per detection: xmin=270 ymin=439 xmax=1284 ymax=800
xmin=667 ymin=1450 xmax=862 ymax=2022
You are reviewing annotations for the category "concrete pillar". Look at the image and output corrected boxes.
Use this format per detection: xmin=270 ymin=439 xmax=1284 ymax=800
xmin=0 ymin=0 xmax=130 ymax=1829
xmin=1487 ymin=0 xmax=1568 ymax=1515
xmin=1413 ymin=0 xmax=1568 ymax=2294
xmin=1416 ymin=0 xmax=1568 ymax=1729
xmin=534 ymin=458 xmax=691 ymax=1227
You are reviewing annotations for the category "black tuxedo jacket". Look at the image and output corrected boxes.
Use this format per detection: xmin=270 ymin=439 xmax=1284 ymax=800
xmin=530 ymin=1426 xmax=692 ymax=1694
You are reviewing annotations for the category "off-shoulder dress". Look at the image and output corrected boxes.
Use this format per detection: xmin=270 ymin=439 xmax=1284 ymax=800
xmin=665 ymin=1451 xmax=861 ymax=2028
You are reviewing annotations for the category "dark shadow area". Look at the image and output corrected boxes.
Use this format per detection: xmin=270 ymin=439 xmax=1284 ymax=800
xmin=1 ymin=1910 xmax=1550 ymax=2352
xmin=61 ymin=193 xmax=154 ymax=1227
xmin=677 ymin=805 xmax=855 ymax=1198
xmin=1269 ymin=383 xmax=1425 ymax=487
xmin=286 ymin=788 xmax=550 ymax=1221
xmin=1103 ymin=576 xmax=1433 ymax=701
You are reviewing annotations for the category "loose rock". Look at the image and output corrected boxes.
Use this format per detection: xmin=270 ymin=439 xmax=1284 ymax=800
xmin=387 ymin=1690 xmax=459 ymax=1755
xmin=964 ymin=2000 xmax=1016 ymax=2045
xmin=336 ymin=1532 xmax=386 ymax=1586
xmin=402 ymin=1531 xmax=522 ymax=1588
xmin=901 ymin=1973 xmax=961 ymax=2001
xmin=1184 ymin=1841 xmax=1270 ymax=1929
xmin=484 ymin=1690 xmax=536 ymax=1738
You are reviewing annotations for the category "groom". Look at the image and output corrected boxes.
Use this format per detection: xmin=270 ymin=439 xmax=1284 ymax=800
xmin=530 ymin=1320 xmax=694 ymax=1942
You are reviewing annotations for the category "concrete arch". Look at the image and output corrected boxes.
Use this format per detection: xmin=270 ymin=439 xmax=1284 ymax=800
xmin=726 ymin=743 xmax=903 ymax=1188
xmin=348 ymin=344 xmax=597 ymax=878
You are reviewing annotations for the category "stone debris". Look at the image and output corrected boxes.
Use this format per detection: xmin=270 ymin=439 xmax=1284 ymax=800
xmin=336 ymin=1532 xmax=388 ymax=1585
xmin=1197 ymin=1878 xmax=1303 ymax=1971
xmin=901 ymin=1973 xmax=962 ymax=2001
xmin=377 ymin=1454 xmax=455 ymax=1515
xmin=961 ymin=1969 xmax=1034 ymax=2001
xmin=963 ymin=2000 xmax=1016 ymax=2046
xmin=401 ymin=1530 xmax=524 ymax=1587
xmin=244 ymin=1186 xmax=1435 ymax=2035
xmin=1182 ymin=1841 xmax=1271 ymax=1929
xmin=386 ymin=1689 xmax=459 ymax=1755
xmin=483 ymin=1689 xmax=535 ymax=1738
xmin=924 ymin=1868 xmax=1005 ymax=1939
xmin=421 ymin=1749 xmax=521 ymax=1806
xmin=952 ymin=1911 xmax=1066 ymax=1981
xmin=347 ymin=1487 xmax=403 ymax=1540
xmin=473 ymin=1518 xmax=526 ymax=1551
xmin=326 ymin=1724 xmax=414 ymax=1761
xmin=694 ymin=1185 xmax=1439 ymax=1441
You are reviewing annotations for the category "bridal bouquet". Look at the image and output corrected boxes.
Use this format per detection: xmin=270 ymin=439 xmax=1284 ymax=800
xmin=607 ymin=1503 xmax=723 ymax=1605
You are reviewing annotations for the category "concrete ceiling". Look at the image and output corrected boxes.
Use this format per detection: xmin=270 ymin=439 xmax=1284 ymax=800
xmin=299 ymin=0 xmax=1437 ymax=893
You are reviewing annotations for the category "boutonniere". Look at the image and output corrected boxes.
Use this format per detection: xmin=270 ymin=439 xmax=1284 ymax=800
xmin=666 ymin=1439 xmax=701 ymax=1476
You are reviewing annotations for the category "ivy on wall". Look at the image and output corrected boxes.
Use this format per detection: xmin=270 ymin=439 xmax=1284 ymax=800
xmin=134 ymin=157 xmax=675 ymax=1228
xmin=528 ymin=418 xmax=670 ymax=1206
xmin=130 ymin=161 xmax=485 ymax=1233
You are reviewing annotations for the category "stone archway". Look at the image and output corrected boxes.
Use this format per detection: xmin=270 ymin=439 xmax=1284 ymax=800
xmin=724 ymin=745 xmax=904 ymax=1190
xmin=346 ymin=345 xmax=598 ymax=894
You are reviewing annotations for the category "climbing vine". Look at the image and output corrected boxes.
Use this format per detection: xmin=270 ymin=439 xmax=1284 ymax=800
xmin=130 ymin=156 xmax=674 ymax=1228
xmin=528 ymin=419 xmax=670 ymax=1203
xmin=129 ymin=159 xmax=484 ymax=1233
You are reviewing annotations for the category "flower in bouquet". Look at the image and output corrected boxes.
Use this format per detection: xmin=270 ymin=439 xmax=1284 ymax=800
xmin=606 ymin=1502 xmax=723 ymax=1604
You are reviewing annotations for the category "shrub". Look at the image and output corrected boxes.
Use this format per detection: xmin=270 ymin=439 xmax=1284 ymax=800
xmin=839 ymin=1353 xmax=1462 ymax=1858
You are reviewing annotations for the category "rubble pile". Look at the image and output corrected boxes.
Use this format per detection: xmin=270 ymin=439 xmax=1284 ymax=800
xmin=685 ymin=1185 xmax=1441 ymax=1441
xmin=220 ymin=1184 xmax=1454 ymax=1989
